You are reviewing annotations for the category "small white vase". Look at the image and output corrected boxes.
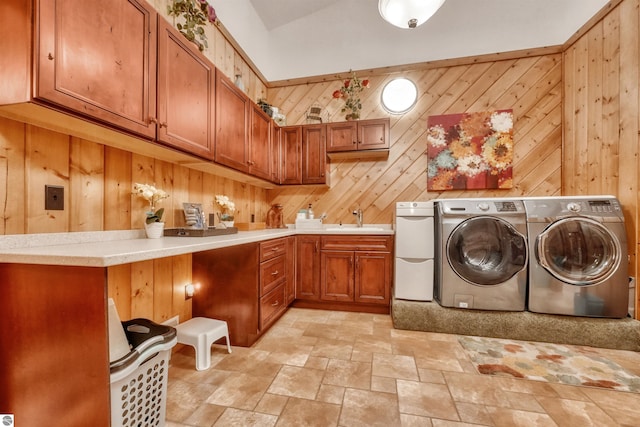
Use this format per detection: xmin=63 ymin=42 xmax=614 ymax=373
xmin=220 ymin=220 xmax=235 ymax=229
xmin=144 ymin=222 xmax=165 ymax=238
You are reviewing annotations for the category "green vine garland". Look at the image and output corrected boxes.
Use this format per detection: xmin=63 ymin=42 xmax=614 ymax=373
xmin=168 ymin=0 xmax=217 ymax=52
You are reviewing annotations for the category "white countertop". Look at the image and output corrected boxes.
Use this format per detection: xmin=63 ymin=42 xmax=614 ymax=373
xmin=0 ymin=224 xmax=393 ymax=267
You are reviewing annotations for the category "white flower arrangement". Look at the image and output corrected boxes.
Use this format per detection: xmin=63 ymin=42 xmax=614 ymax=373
xmin=215 ymin=195 xmax=236 ymax=221
xmin=133 ymin=183 xmax=170 ymax=223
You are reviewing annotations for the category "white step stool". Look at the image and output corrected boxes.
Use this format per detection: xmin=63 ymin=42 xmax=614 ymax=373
xmin=175 ymin=317 xmax=232 ymax=371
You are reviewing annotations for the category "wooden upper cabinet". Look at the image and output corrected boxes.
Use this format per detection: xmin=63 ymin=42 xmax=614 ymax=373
xmin=280 ymin=126 xmax=303 ymax=185
xmin=358 ymin=119 xmax=390 ymax=150
xmin=157 ymin=18 xmax=215 ymax=159
xmin=36 ymin=0 xmax=158 ymax=139
xmin=215 ymin=70 xmax=249 ymax=172
xmin=326 ymin=118 xmax=390 ymax=153
xmin=249 ymin=104 xmax=273 ymax=180
xmin=302 ymin=124 xmax=327 ymax=184
xmin=271 ymin=125 xmax=281 ymax=183
xmin=326 ymin=121 xmax=357 ymax=152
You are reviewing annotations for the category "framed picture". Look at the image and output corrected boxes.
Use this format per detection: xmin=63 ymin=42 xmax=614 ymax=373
xmin=427 ymin=110 xmax=514 ymax=191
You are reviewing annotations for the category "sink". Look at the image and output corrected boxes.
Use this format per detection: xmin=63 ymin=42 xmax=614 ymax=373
xmin=325 ymin=226 xmax=386 ymax=232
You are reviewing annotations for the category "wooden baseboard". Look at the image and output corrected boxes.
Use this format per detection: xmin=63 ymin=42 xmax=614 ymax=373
xmin=292 ymin=299 xmax=390 ymax=315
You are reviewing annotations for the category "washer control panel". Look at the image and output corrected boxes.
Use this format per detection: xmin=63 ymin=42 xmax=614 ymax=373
xmin=587 ymin=199 xmax=620 ymax=213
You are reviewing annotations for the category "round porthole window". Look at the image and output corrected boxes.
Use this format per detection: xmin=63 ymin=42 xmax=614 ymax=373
xmin=381 ymin=77 xmax=418 ymax=114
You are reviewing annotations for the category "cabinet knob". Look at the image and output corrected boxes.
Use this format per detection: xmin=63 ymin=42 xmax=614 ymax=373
xmin=159 ymin=121 xmax=168 ymax=128
xmin=47 ymin=53 xmax=54 ymax=60
xmin=248 ymin=160 xmax=255 ymax=166
xmin=149 ymin=117 xmax=158 ymax=124
xmin=353 ymin=141 xmax=357 ymax=144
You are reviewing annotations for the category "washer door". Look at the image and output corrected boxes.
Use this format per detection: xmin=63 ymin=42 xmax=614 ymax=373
xmin=536 ymin=217 xmax=621 ymax=285
xmin=447 ymin=216 xmax=528 ymax=285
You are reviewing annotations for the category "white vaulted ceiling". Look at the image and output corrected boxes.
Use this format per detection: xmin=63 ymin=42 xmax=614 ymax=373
xmin=212 ymin=0 xmax=609 ymax=82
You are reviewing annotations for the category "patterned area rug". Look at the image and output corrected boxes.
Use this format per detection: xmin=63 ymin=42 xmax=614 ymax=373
xmin=458 ymin=336 xmax=640 ymax=393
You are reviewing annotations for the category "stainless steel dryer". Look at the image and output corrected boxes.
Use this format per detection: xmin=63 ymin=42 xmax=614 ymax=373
xmin=524 ymin=196 xmax=628 ymax=318
xmin=435 ymin=199 xmax=528 ymax=311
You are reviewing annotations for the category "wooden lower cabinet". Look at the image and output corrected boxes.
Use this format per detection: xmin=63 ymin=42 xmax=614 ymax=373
xmin=259 ymin=238 xmax=288 ymax=330
xmin=294 ymin=235 xmax=393 ymax=314
xmin=192 ymin=237 xmax=292 ymax=347
xmin=295 ymin=235 xmax=321 ymax=300
xmin=0 ymin=264 xmax=110 ymax=427
xmin=285 ymin=236 xmax=296 ymax=304
xmin=321 ymin=250 xmax=355 ymax=302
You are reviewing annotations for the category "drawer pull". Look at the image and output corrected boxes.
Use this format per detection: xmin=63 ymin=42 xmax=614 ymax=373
xmin=271 ymin=300 xmax=279 ymax=306
xmin=271 ymin=270 xmax=279 ymax=276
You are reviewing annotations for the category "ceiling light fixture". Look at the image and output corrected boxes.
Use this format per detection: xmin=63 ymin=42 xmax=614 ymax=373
xmin=378 ymin=0 xmax=446 ymax=29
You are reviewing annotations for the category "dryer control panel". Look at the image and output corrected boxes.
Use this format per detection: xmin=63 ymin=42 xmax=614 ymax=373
xmin=587 ymin=199 xmax=621 ymax=213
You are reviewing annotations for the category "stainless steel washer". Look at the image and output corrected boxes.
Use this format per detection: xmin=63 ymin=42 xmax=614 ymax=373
xmin=435 ymin=199 xmax=528 ymax=311
xmin=524 ymin=196 xmax=628 ymax=318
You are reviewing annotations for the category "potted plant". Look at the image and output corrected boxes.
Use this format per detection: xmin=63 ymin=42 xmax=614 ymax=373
xmin=133 ymin=183 xmax=170 ymax=238
xmin=215 ymin=195 xmax=236 ymax=228
xmin=332 ymin=71 xmax=370 ymax=120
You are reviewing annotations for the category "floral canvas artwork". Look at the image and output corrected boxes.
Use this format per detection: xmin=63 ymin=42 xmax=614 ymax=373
xmin=427 ymin=110 xmax=514 ymax=191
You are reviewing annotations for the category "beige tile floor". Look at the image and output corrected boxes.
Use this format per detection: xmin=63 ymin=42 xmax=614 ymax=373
xmin=166 ymin=308 xmax=640 ymax=427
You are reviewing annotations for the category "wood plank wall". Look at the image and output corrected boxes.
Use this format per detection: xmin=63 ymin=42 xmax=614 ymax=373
xmin=266 ymin=55 xmax=563 ymax=225
xmin=563 ymin=0 xmax=640 ymax=312
xmin=0 ymin=116 xmax=270 ymax=322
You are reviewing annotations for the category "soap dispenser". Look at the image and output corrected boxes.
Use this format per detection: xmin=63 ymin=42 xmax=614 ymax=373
xmin=307 ymin=204 xmax=314 ymax=219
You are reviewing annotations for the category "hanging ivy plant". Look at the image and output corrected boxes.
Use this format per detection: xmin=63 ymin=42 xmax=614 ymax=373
xmin=168 ymin=0 xmax=217 ymax=52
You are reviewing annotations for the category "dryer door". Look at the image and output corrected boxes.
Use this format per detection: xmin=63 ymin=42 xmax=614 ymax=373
xmin=536 ymin=217 xmax=621 ymax=285
xmin=447 ymin=216 xmax=527 ymax=285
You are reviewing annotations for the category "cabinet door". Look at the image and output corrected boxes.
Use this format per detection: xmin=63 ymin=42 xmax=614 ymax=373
xmin=249 ymin=104 xmax=272 ymax=180
xmin=302 ymin=124 xmax=326 ymax=184
xmin=358 ymin=118 xmax=390 ymax=151
xmin=215 ymin=71 xmax=249 ymax=172
xmin=271 ymin=124 xmax=281 ymax=183
xmin=321 ymin=250 xmax=354 ymax=302
xmin=281 ymin=126 xmax=302 ymax=184
xmin=295 ymin=235 xmax=321 ymax=300
xmin=157 ymin=18 xmax=214 ymax=159
xmin=37 ymin=0 xmax=157 ymax=138
xmin=285 ymin=236 xmax=296 ymax=304
xmin=355 ymin=252 xmax=391 ymax=305
xmin=326 ymin=121 xmax=357 ymax=152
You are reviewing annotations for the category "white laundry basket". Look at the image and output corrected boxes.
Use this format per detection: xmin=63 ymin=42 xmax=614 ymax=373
xmin=109 ymin=318 xmax=177 ymax=427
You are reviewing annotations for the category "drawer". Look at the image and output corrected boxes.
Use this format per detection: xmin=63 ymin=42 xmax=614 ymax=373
xmin=321 ymin=235 xmax=392 ymax=252
xmin=260 ymin=255 xmax=286 ymax=294
xmin=260 ymin=283 xmax=286 ymax=330
xmin=260 ymin=238 xmax=287 ymax=262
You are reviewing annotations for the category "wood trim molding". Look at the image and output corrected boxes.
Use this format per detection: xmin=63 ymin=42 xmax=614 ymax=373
xmin=267 ymin=46 xmax=564 ymax=88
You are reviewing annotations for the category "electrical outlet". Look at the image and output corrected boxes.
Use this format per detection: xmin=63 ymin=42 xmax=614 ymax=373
xmin=45 ymin=185 xmax=64 ymax=210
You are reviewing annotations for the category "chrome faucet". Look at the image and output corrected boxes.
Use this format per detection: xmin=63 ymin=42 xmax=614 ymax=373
xmin=353 ymin=209 xmax=363 ymax=227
